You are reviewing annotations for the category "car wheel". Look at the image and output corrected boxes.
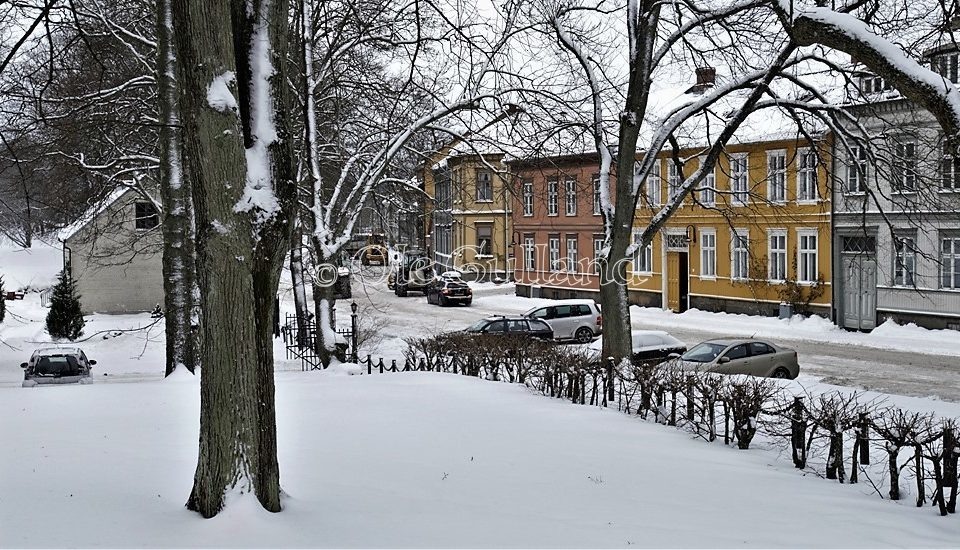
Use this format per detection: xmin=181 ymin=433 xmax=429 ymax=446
xmin=439 ymin=295 xmax=448 ymax=307
xmin=772 ymin=367 xmax=791 ymax=379
xmin=574 ymin=327 xmax=593 ymax=343
xmin=465 ymin=299 xmax=472 ymax=306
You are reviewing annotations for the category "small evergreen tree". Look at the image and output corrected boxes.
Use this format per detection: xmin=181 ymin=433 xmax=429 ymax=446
xmin=46 ymin=270 xmax=85 ymax=340
xmin=0 ymin=276 xmax=6 ymax=324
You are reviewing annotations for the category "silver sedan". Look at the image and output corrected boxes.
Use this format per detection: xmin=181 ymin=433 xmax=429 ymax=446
xmin=679 ymin=338 xmax=799 ymax=379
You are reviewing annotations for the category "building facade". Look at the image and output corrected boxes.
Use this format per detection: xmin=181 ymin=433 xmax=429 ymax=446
xmin=630 ymin=139 xmax=833 ymax=317
xmin=509 ymin=153 xmax=608 ymax=299
xmin=421 ymin=152 xmax=512 ymax=280
xmin=833 ymin=53 xmax=960 ymax=330
xmin=60 ymin=188 xmax=164 ymax=314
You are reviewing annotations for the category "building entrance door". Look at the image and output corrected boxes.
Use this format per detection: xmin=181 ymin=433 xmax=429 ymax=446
xmin=666 ymin=252 xmax=689 ymax=313
xmin=841 ymin=254 xmax=877 ymax=330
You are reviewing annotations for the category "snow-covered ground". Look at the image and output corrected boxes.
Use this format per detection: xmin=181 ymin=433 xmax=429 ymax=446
xmin=3 ymin=244 xmax=960 ymax=546
xmin=3 ymin=372 xmax=960 ymax=548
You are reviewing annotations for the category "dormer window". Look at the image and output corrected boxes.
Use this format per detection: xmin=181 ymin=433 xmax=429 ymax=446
xmin=860 ymin=74 xmax=890 ymax=94
xmin=937 ymin=52 xmax=960 ymax=83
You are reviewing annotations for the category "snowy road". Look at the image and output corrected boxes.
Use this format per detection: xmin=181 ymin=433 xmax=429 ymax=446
xmin=347 ymin=272 xmax=960 ymax=403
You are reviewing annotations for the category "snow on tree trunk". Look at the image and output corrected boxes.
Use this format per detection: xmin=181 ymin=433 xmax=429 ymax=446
xmin=311 ymin=276 xmax=337 ymax=368
xmin=171 ymin=0 xmax=290 ymax=517
xmin=289 ymin=228 xmax=310 ymax=348
xmin=157 ymin=0 xmax=197 ymax=377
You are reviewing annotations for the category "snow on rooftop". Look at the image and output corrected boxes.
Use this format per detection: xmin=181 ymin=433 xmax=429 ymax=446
xmin=56 ymin=186 xmax=135 ymax=243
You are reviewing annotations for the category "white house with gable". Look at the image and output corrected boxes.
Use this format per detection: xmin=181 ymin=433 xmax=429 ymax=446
xmin=58 ymin=187 xmax=165 ymax=314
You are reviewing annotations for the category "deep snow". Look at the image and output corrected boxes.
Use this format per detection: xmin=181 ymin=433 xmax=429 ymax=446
xmin=2 ymin=372 xmax=959 ymax=548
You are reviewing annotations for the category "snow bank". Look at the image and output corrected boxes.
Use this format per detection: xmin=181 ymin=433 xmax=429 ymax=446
xmin=631 ymin=306 xmax=960 ymax=357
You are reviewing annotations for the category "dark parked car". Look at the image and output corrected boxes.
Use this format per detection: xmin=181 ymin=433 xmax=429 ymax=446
xmin=21 ymin=347 xmax=96 ymax=387
xmin=679 ymin=338 xmax=800 ymax=379
xmin=587 ymin=330 xmax=686 ymax=366
xmin=426 ymin=278 xmax=472 ymax=306
xmin=464 ymin=316 xmax=554 ymax=340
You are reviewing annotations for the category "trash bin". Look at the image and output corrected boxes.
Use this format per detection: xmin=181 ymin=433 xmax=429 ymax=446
xmin=778 ymin=302 xmax=793 ymax=319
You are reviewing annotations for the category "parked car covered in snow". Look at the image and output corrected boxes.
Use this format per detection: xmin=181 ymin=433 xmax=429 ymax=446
xmin=21 ymin=347 xmax=97 ymax=387
xmin=587 ymin=330 xmax=686 ymax=366
xmin=523 ymin=300 xmax=602 ymax=343
xmin=679 ymin=338 xmax=799 ymax=379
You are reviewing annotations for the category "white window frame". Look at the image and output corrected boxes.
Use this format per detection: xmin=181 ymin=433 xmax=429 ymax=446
xmin=667 ymin=161 xmax=682 ymax=201
xmin=847 ymin=146 xmax=868 ymax=194
xmin=797 ymin=229 xmax=819 ymax=284
xmin=547 ymin=179 xmax=558 ymax=216
xmin=766 ymin=150 xmax=786 ymax=204
xmin=893 ymin=138 xmax=917 ymax=193
xmin=894 ymin=234 xmax=917 ymax=287
xmin=796 ymin=148 xmax=818 ymax=203
xmin=593 ymin=236 xmax=604 ymax=274
xmin=698 ymin=157 xmax=715 ymax=206
xmin=730 ymin=153 xmax=749 ymax=205
xmin=700 ymin=229 xmax=716 ymax=279
xmin=565 ymin=178 xmax=577 ymax=216
xmin=942 ymin=234 xmax=960 ymax=290
xmin=645 ymin=160 xmax=661 ymax=206
xmin=941 ymin=143 xmax=960 ymax=192
xmin=565 ymin=235 xmax=578 ymax=273
xmin=476 ymin=170 xmax=493 ymax=202
xmin=548 ymin=236 xmax=561 ymax=272
xmin=631 ymin=230 xmax=652 ymax=274
xmin=767 ymin=229 xmax=787 ymax=283
xmin=524 ymin=236 xmax=536 ymax=272
xmin=522 ymin=180 xmax=534 ymax=216
xmin=731 ymin=229 xmax=750 ymax=281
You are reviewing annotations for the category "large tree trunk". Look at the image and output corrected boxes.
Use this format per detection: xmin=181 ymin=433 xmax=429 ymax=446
xmin=310 ymin=271 xmax=337 ymax=368
xmin=172 ymin=0 xmax=284 ymax=518
xmin=157 ymin=0 xmax=197 ymax=377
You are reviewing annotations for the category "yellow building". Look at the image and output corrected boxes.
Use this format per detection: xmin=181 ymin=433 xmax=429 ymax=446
xmin=629 ymin=137 xmax=832 ymax=317
xmin=420 ymin=152 xmax=512 ymax=280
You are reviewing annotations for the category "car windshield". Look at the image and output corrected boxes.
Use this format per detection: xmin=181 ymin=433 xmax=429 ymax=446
xmin=465 ymin=319 xmax=490 ymax=332
xmin=681 ymin=343 xmax=727 ymax=363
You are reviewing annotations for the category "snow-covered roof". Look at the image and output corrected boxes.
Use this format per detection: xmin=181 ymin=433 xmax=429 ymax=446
xmin=57 ymin=186 xmax=137 ymax=242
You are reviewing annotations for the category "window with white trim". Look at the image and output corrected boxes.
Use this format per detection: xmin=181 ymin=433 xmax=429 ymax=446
xmin=942 ymin=142 xmax=960 ymax=191
xmin=797 ymin=149 xmax=818 ymax=202
xmin=894 ymin=234 xmax=916 ymax=287
xmin=565 ymin=235 xmax=578 ymax=273
xmin=548 ymin=236 xmax=560 ymax=272
xmin=942 ymin=235 xmax=960 ymax=289
xmin=768 ymin=230 xmax=787 ymax=282
xmin=522 ymin=180 xmax=534 ymax=216
xmin=565 ymin=179 xmax=577 ymax=216
xmin=547 ymin=180 xmax=558 ymax=216
xmin=731 ymin=230 xmax=749 ymax=280
xmin=730 ymin=154 xmax=749 ymax=205
xmin=893 ymin=139 xmax=917 ymax=192
xmin=592 ymin=176 xmax=602 ymax=215
xmin=767 ymin=150 xmax=786 ymax=203
xmin=632 ymin=231 xmax=652 ymax=273
xmin=847 ymin=146 xmax=868 ymax=193
xmin=523 ymin=236 xmax=536 ymax=271
xmin=939 ymin=52 xmax=960 ymax=84
xmin=700 ymin=230 xmax=716 ymax=278
xmin=476 ymin=170 xmax=493 ymax=202
xmin=645 ymin=160 xmax=661 ymax=206
xmin=699 ymin=158 xmax=715 ymax=205
xmin=667 ymin=161 xmax=681 ymax=201
xmin=593 ymin=236 xmax=604 ymax=274
xmin=797 ymin=230 xmax=818 ymax=283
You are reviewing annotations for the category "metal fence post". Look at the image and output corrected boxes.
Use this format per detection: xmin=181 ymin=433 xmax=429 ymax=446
xmin=350 ymin=302 xmax=359 ymax=363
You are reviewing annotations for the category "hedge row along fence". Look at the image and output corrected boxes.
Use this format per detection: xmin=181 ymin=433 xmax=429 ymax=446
xmin=353 ymin=332 xmax=959 ymax=517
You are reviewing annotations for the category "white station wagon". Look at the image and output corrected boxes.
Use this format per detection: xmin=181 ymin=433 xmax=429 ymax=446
xmin=523 ymin=300 xmax=602 ymax=343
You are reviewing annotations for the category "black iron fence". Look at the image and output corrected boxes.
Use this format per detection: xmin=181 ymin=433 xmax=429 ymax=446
xmin=281 ymin=303 xmax=359 ymax=371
